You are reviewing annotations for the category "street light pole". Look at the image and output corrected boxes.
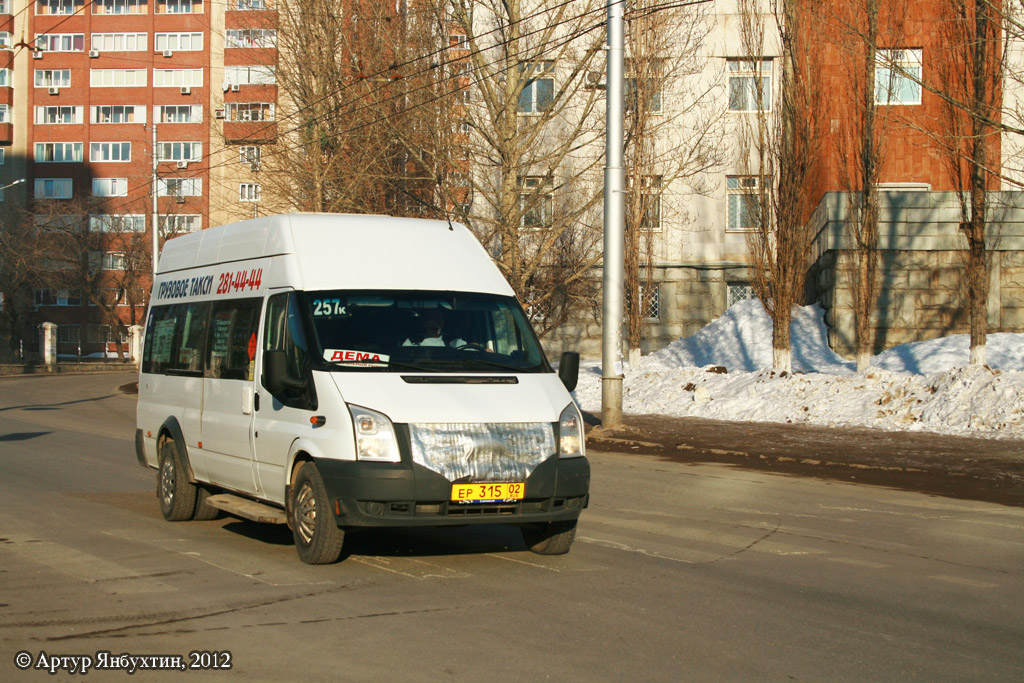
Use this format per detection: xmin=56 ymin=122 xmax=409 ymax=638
xmin=602 ymin=0 xmax=625 ymax=428
xmin=151 ymin=122 xmax=159 ymax=277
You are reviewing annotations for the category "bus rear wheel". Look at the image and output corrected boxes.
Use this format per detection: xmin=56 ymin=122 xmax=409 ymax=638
xmin=158 ymin=439 xmax=197 ymax=522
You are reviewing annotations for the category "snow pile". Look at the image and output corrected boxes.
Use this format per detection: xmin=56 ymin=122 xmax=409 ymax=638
xmin=572 ymin=300 xmax=1024 ymax=439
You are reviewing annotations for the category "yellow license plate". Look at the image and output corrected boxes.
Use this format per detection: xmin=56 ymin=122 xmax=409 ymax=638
xmin=450 ymin=482 xmax=525 ymax=503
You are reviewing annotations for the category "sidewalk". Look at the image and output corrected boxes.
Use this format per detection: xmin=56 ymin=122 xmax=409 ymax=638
xmin=584 ymin=412 xmax=1024 ymax=508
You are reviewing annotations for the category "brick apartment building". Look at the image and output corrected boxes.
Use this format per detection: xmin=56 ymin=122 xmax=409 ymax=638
xmin=0 ymin=0 xmax=1020 ymax=361
xmin=0 ymin=0 xmax=277 ymax=357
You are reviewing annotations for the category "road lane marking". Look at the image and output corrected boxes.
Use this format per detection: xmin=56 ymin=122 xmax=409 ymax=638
xmin=4 ymin=536 xmax=174 ymax=593
xmin=485 ymin=553 xmax=561 ymax=571
xmin=352 ymin=555 xmax=469 ymax=580
xmin=827 ymin=557 xmax=890 ymax=569
xmin=929 ymin=574 xmax=998 ymax=589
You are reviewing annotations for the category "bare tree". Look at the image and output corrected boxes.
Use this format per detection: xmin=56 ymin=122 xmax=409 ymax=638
xmin=0 ymin=206 xmax=46 ymax=360
xmin=34 ymin=200 xmax=151 ymax=359
xmin=443 ymin=0 xmax=607 ymax=335
xmin=269 ymin=0 xmax=439 ymax=215
xmin=829 ymin=0 xmax=907 ymax=371
xmin=622 ymin=0 xmax=722 ymax=367
xmin=738 ymin=0 xmax=825 ymax=372
xmin=933 ymin=0 xmax=1004 ymax=366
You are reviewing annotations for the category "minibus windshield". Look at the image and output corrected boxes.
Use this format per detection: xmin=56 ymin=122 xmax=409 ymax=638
xmin=305 ymin=290 xmax=549 ymax=373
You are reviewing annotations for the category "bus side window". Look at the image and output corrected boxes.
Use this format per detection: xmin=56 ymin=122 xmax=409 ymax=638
xmin=262 ymin=292 xmax=315 ymax=409
xmin=207 ymin=298 xmax=262 ymax=380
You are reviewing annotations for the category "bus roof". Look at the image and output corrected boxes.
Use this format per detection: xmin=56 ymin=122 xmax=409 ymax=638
xmin=156 ymin=213 xmax=515 ymax=296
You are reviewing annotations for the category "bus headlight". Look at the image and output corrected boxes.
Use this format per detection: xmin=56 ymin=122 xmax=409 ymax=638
xmin=558 ymin=403 xmax=585 ymax=458
xmin=348 ymin=404 xmax=401 ymax=462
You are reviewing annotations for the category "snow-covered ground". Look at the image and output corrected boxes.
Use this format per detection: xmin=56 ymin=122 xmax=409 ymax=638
xmin=573 ymin=300 xmax=1024 ymax=440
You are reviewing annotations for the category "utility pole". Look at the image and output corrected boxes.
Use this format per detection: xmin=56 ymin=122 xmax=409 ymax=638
xmin=602 ymin=0 xmax=625 ymax=428
xmin=151 ymin=122 xmax=159 ymax=276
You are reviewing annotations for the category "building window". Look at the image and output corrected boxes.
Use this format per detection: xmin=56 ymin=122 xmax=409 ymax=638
xmin=35 ymin=105 xmax=83 ymax=124
xmin=89 ymin=251 xmax=127 ymax=271
xmin=727 ymin=283 xmax=757 ymax=308
xmin=233 ymin=0 xmax=272 ymax=10
xmin=91 ymin=33 xmax=147 ymax=52
xmin=239 ymin=183 xmax=261 ymax=202
xmin=225 ymin=65 xmax=276 ymax=85
xmin=226 ymin=29 xmax=276 ymax=48
xmin=34 ymin=178 xmax=74 ymax=199
xmin=0 ymin=69 xmax=9 ymax=86
xmin=90 ymin=69 xmax=147 ymax=87
xmin=159 ymin=214 xmax=200 ymax=234
xmin=57 ymin=325 xmax=81 ymax=344
xmin=35 ymin=69 xmax=72 ymax=87
xmin=240 ymin=146 xmax=261 ymax=165
xmin=37 ymin=0 xmax=83 ymax=15
xmin=158 ymin=178 xmax=202 ymax=196
xmin=92 ymin=178 xmax=129 ymax=197
xmin=34 ymin=33 xmax=85 ymax=52
xmin=92 ymin=0 xmax=146 ymax=14
xmin=33 ymin=214 xmax=82 ymax=231
xmin=517 ymin=61 xmax=554 ymax=113
xmin=90 ymin=214 xmax=145 ymax=232
xmin=0 ymin=0 xmax=8 ymax=12
xmin=519 ymin=175 xmax=552 ymax=228
xmin=90 ymin=142 xmax=131 ymax=162
xmin=154 ymin=32 xmax=203 ymax=51
xmin=35 ymin=142 xmax=83 ymax=162
xmin=629 ymin=283 xmax=661 ymax=321
xmin=637 ymin=175 xmax=662 ymax=230
xmin=727 ymin=58 xmax=772 ymax=112
xmin=155 ymin=105 xmax=201 ymax=123
xmin=876 ymin=48 xmax=922 ymax=106
xmin=91 ymin=105 xmax=145 ymax=124
xmin=156 ymin=142 xmax=201 ymax=161
xmin=726 ymin=175 xmax=763 ymax=231
xmin=0 ymin=104 xmax=8 ymax=123
xmin=35 ymin=289 xmax=82 ymax=306
xmin=626 ymin=59 xmax=663 ymax=114
xmin=153 ymin=69 xmax=203 ymax=88
xmin=225 ymin=102 xmax=274 ymax=121
xmin=157 ymin=0 xmax=200 ymax=12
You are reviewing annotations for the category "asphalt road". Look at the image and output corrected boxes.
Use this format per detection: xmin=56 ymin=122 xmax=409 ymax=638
xmin=1 ymin=373 xmax=1022 ymax=681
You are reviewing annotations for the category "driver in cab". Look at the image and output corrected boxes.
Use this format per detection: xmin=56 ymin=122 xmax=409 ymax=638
xmin=402 ymin=310 xmax=467 ymax=348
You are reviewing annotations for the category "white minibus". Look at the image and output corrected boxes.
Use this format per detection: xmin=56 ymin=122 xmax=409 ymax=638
xmin=135 ymin=213 xmax=589 ymax=564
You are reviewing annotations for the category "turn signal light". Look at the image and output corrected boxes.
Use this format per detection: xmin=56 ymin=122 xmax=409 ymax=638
xmin=310 ymin=415 xmax=326 ymax=427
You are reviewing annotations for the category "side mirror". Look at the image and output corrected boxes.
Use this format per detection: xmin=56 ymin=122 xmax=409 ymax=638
xmin=263 ymin=349 xmax=305 ymax=396
xmin=558 ymin=351 xmax=579 ymax=392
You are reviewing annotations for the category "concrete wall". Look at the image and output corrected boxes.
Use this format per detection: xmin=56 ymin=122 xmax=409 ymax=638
xmin=807 ymin=191 xmax=1024 ymax=357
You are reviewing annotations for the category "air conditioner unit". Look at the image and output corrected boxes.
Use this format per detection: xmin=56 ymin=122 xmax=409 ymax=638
xmin=88 ymin=49 xmax=100 ymax=58
xmin=585 ymin=70 xmax=606 ymax=90
xmin=48 ymin=87 xmax=59 ymax=95
xmin=214 ymin=109 xmax=224 ymax=119
xmin=175 ymin=195 xmax=186 ymax=204
xmin=162 ymin=50 xmax=173 ymax=58
xmin=250 ymin=162 xmax=260 ymax=172
xmin=230 ymin=84 xmax=241 ymax=92
xmin=176 ymin=160 xmax=188 ymax=169
xmin=33 ymin=51 xmax=43 ymax=59
xmin=180 ymin=87 xmax=191 ymax=95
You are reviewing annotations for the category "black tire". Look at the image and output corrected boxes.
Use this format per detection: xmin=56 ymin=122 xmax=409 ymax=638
xmin=158 ymin=438 xmax=197 ymax=522
xmin=290 ymin=462 xmax=345 ymax=564
xmin=192 ymin=485 xmax=221 ymax=521
xmin=521 ymin=519 xmax=578 ymax=555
